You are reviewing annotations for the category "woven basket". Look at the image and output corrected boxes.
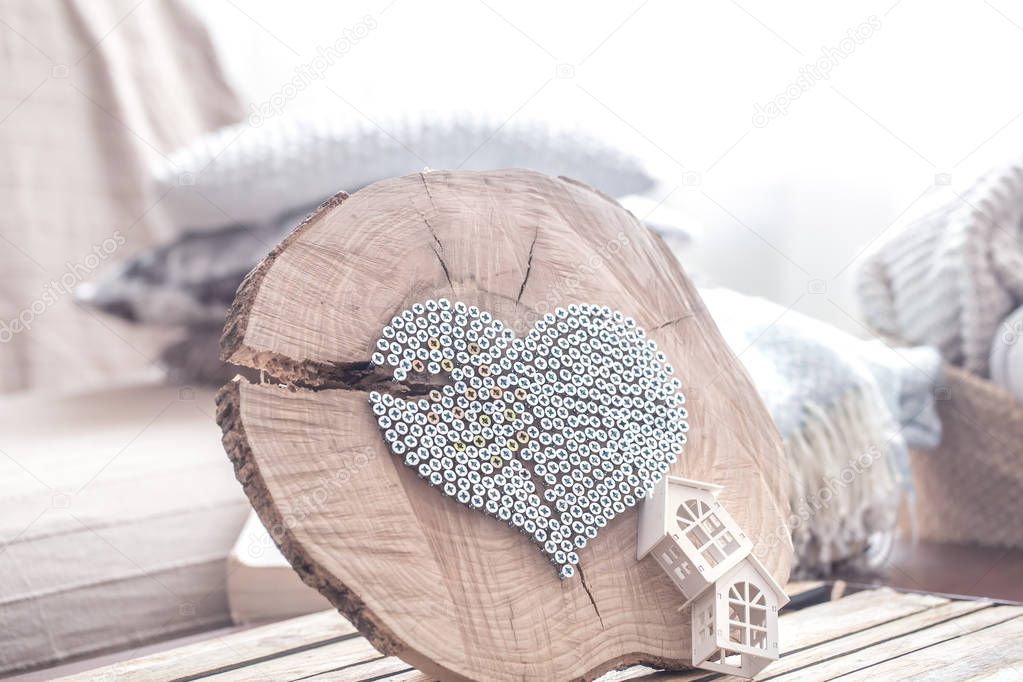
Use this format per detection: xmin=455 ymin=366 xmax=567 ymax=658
xmin=908 ymin=364 xmax=1023 ymax=548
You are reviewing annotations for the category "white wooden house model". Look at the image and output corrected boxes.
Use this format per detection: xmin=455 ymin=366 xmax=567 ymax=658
xmin=690 ymin=552 xmax=788 ymax=677
xmin=636 ymin=476 xmax=753 ymax=605
xmin=637 ymin=476 xmax=788 ymax=679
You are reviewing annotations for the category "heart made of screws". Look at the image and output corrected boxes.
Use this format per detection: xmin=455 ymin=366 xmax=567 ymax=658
xmin=369 ymin=299 xmax=689 ymax=578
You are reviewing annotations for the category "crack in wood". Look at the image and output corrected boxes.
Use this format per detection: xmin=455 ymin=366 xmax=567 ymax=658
xmin=418 ymin=173 xmax=444 ymax=251
xmin=517 ymin=226 xmax=539 ymax=303
xmin=576 ymin=565 xmax=606 ymax=631
xmin=652 ymin=312 xmax=695 ymax=331
xmin=432 ymin=245 xmax=454 ymax=291
xmin=235 ymin=357 xmax=439 ymax=396
xmin=416 ymin=173 xmax=453 ymax=290
xmin=419 ymin=171 xmax=436 ymax=204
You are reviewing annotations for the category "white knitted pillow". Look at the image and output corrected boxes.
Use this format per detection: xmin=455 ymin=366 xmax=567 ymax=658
xmin=152 ymin=110 xmax=658 ymax=231
xmin=856 ymin=160 xmax=1023 ymax=376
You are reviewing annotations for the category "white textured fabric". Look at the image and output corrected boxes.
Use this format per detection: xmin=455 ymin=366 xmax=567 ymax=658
xmin=990 ymin=304 xmax=1023 ymax=401
xmin=153 ymin=110 xmax=658 ymax=232
xmin=0 ymin=384 xmax=248 ymax=674
xmin=856 ymin=160 xmax=1023 ymax=376
xmin=701 ymin=288 xmax=942 ymax=574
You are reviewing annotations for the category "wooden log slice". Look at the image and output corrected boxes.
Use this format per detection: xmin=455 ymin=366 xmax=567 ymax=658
xmin=216 ymin=169 xmax=791 ymax=681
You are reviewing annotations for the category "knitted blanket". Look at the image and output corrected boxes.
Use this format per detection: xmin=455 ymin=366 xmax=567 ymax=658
xmin=857 ymin=160 xmax=1023 ymax=376
xmin=701 ymin=288 xmax=942 ymax=575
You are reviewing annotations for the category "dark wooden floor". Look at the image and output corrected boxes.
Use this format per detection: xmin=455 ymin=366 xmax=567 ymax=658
xmin=835 ymin=538 xmax=1023 ymax=603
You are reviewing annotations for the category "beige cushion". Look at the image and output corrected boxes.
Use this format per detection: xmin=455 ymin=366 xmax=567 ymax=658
xmin=0 ymin=384 xmax=248 ymax=674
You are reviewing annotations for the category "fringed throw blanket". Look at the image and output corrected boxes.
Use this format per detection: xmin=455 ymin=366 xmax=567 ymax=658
xmin=856 ymin=159 xmax=1023 ymax=376
xmin=701 ymin=289 xmax=942 ymax=575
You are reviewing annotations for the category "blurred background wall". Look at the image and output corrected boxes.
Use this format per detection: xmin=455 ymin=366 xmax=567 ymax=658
xmin=195 ymin=0 xmax=1023 ymax=328
xmin=5 ymin=0 xmax=1023 ymax=393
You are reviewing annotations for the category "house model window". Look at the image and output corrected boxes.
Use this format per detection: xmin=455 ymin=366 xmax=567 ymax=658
xmin=637 ymin=476 xmax=788 ymax=678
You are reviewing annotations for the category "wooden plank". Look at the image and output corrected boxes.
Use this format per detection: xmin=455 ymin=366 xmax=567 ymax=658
xmin=761 ymin=599 xmax=990 ymax=678
xmin=780 ymin=606 xmax=1023 ymax=681
xmin=302 ymin=656 xmax=414 ymax=681
xmin=783 ymin=581 xmax=825 ymax=599
xmin=306 ymin=654 xmax=705 ymax=682
xmin=593 ymin=665 xmax=667 ymax=681
xmin=58 ymin=610 xmax=355 ymax=681
xmin=597 ymin=666 xmax=705 ymax=681
xmin=783 ymin=580 xmax=846 ymax=612
xmin=372 ymin=669 xmax=434 ymax=682
xmin=64 ymin=585 xmax=993 ymax=682
xmin=969 ymin=669 xmax=1023 ymax=682
xmin=778 ymin=587 xmax=947 ymax=653
xmin=202 ymin=637 xmax=381 ymax=681
xmin=843 ymin=612 xmax=1023 ymax=680
xmin=613 ymin=671 xmax=707 ymax=681
xmin=476 ymin=590 xmax=947 ymax=682
xmin=564 ymin=583 xmax=843 ymax=681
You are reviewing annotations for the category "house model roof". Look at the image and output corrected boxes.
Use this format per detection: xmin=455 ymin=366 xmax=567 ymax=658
xmin=734 ymin=552 xmax=790 ymax=607
xmin=636 ymin=475 xmax=731 ymax=562
xmin=665 ymin=476 xmax=723 ymax=496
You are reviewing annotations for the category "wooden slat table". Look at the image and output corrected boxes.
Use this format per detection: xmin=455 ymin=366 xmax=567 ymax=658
xmin=61 ymin=583 xmax=1023 ymax=681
